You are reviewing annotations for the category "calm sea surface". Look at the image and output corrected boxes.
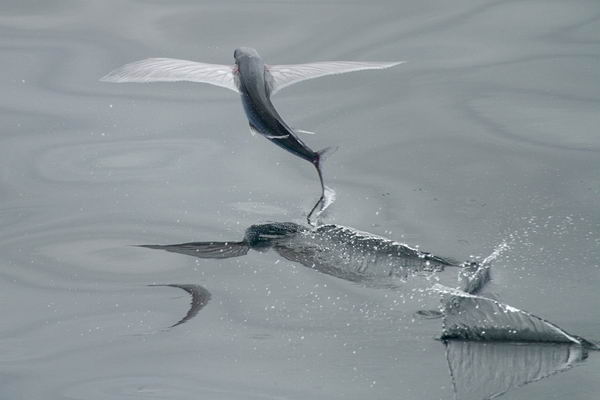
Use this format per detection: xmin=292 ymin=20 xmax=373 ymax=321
xmin=1 ymin=0 xmax=599 ymax=399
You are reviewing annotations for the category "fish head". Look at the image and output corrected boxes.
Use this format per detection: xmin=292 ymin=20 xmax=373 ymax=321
xmin=243 ymin=222 xmax=305 ymax=248
xmin=234 ymin=47 xmax=260 ymax=64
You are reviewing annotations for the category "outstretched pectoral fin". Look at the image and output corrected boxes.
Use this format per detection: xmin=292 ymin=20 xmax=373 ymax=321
xmin=265 ymin=61 xmax=405 ymax=94
xmin=264 ymin=134 xmax=290 ymax=139
xmin=294 ymin=128 xmax=316 ymax=135
xmin=101 ymin=58 xmax=239 ymax=93
xmin=139 ymin=241 xmax=250 ymax=259
xmin=249 ymin=124 xmax=259 ymax=136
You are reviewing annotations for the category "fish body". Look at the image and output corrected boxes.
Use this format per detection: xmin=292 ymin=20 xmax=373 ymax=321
xmin=143 ymin=222 xmax=458 ymax=283
xmin=234 ymin=48 xmax=318 ymax=164
xmin=102 ymin=48 xmax=403 ymax=224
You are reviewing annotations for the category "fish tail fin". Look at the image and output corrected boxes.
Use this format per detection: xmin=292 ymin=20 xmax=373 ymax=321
xmin=316 ymin=146 xmax=338 ymax=167
xmin=314 ymin=146 xmax=338 ymax=190
xmin=307 ymin=147 xmax=339 ymax=226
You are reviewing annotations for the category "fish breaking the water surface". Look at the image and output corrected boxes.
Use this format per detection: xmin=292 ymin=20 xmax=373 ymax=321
xmin=102 ymin=47 xmax=403 ymax=223
xmin=141 ymin=221 xmax=460 ymax=284
xmin=142 ymin=224 xmax=597 ymax=399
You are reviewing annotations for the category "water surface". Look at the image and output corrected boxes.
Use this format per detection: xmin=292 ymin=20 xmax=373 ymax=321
xmin=1 ymin=0 xmax=599 ymax=399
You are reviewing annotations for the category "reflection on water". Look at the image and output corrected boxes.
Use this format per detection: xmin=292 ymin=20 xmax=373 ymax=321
xmin=149 ymin=284 xmax=211 ymax=328
xmin=143 ymin=221 xmax=597 ymax=400
xmin=445 ymin=341 xmax=587 ymax=400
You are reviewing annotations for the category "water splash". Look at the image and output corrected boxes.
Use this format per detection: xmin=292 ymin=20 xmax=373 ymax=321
xmin=459 ymin=242 xmax=509 ymax=295
xmin=307 ymin=185 xmax=336 ymax=226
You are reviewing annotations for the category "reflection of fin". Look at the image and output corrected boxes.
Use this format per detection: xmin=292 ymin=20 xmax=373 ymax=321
xmin=139 ymin=241 xmax=249 ymax=259
xmin=266 ymin=61 xmax=405 ymax=94
xmin=150 ymin=284 xmax=211 ymax=327
xmin=294 ymin=128 xmax=316 ymax=135
xmin=446 ymin=340 xmax=587 ymax=400
xmin=100 ymin=58 xmax=239 ymax=92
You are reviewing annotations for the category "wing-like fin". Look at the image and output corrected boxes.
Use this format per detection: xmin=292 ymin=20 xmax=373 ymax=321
xmin=433 ymin=284 xmax=590 ymax=346
xmin=101 ymin=58 xmax=239 ymax=92
xmin=249 ymin=124 xmax=259 ymax=136
xmin=264 ymin=134 xmax=290 ymax=139
xmin=139 ymin=241 xmax=249 ymax=259
xmin=266 ymin=61 xmax=404 ymax=94
xmin=294 ymin=129 xmax=316 ymax=135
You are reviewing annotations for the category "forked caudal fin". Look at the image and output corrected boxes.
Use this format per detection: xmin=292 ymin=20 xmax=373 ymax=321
xmin=307 ymin=146 xmax=338 ymax=226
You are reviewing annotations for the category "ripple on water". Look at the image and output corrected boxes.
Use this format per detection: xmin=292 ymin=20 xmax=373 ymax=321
xmin=33 ymin=138 xmax=222 ymax=184
xmin=60 ymin=376 xmax=294 ymax=400
xmin=0 ymin=219 xmax=190 ymax=290
xmin=468 ymin=91 xmax=600 ymax=152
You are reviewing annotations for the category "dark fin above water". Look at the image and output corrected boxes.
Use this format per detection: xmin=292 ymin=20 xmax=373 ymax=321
xmin=446 ymin=340 xmax=587 ymax=400
xmin=294 ymin=128 xmax=316 ymax=135
xmin=139 ymin=241 xmax=249 ymax=259
xmin=435 ymin=285 xmax=596 ymax=348
xmin=150 ymin=284 xmax=211 ymax=328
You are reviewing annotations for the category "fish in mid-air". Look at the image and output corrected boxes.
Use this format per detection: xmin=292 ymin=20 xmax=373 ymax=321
xmin=101 ymin=47 xmax=404 ymax=223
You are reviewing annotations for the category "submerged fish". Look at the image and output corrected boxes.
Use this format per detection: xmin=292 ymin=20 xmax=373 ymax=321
xmin=101 ymin=47 xmax=403 ymax=223
xmin=141 ymin=221 xmax=460 ymax=283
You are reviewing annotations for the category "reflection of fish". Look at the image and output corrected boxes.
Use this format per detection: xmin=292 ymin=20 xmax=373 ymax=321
xmin=150 ymin=284 xmax=211 ymax=328
xmin=101 ymin=47 xmax=403 ymax=223
xmin=141 ymin=222 xmax=460 ymax=284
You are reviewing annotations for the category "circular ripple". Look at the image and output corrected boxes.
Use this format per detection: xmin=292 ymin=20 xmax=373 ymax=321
xmin=0 ymin=218 xmax=195 ymax=289
xmin=60 ymin=376 xmax=293 ymax=400
xmin=468 ymin=92 xmax=600 ymax=152
xmin=34 ymin=138 xmax=222 ymax=183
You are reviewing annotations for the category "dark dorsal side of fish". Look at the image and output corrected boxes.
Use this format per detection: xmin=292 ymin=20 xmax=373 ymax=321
xmin=250 ymin=223 xmax=460 ymax=281
xmin=235 ymin=49 xmax=318 ymax=164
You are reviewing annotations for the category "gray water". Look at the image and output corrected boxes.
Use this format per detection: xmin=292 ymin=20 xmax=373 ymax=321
xmin=1 ymin=0 xmax=600 ymax=399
